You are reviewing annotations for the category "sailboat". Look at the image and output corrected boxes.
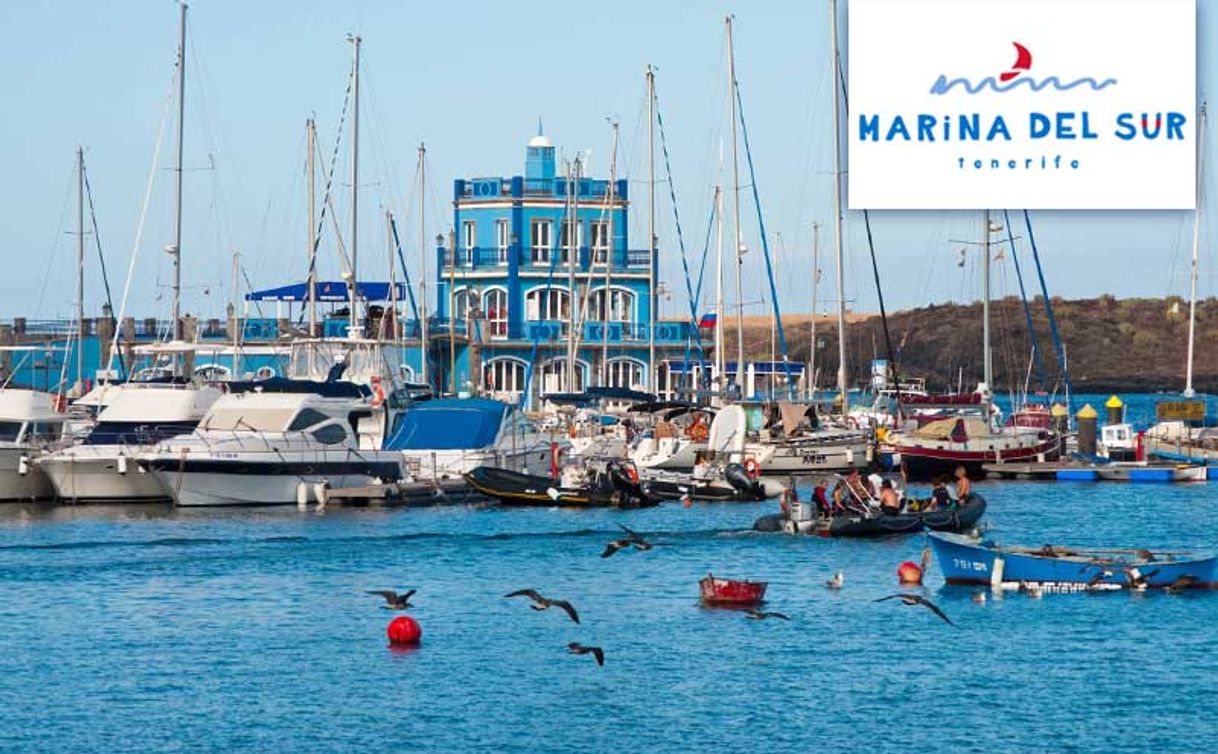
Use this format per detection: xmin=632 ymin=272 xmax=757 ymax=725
xmin=38 ymin=7 xmax=224 ymax=502
xmin=1145 ymin=102 xmax=1216 ymax=469
xmin=885 ymin=211 xmax=1061 ymax=480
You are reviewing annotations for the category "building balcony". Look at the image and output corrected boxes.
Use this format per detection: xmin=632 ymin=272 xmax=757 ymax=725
xmin=439 ymin=246 xmax=651 ymax=273
xmin=458 ymin=176 xmax=627 ymax=202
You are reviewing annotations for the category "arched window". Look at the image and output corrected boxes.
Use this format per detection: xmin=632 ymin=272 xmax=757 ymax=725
xmin=525 ymin=288 xmax=570 ymax=321
xmin=590 ymin=287 xmax=635 ymax=323
xmin=539 ymin=359 xmax=586 ymax=395
xmin=454 ymin=287 xmax=481 ymax=321
xmin=605 ymin=359 xmax=644 ymax=390
xmin=485 ymin=288 xmax=508 ymax=338
xmin=485 ymin=358 xmax=526 ymax=397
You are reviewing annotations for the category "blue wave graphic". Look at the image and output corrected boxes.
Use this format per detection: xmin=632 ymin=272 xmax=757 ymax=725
xmin=931 ymin=74 xmax=1119 ymax=95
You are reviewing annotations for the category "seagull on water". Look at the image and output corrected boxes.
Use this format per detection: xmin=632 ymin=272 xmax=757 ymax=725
xmin=567 ymin=642 xmax=605 ymax=666
xmin=745 ymin=608 xmax=790 ymax=621
xmin=504 ymin=589 xmax=581 ymax=624
xmin=972 ymin=591 xmax=987 ymax=604
xmin=874 ymin=593 xmax=955 ymax=626
xmin=826 ymin=571 xmax=844 ymax=590
xmin=367 ymin=589 xmax=416 ymax=610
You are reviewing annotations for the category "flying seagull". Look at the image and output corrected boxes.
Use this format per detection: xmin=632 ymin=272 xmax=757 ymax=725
xmin=367 ymin=589 xmax=416 ymax=610
xmin=567 ymin=642 xmax=605 ymax=666
xmin=505 ymin=589 xmax=581 ymax=624
xmin=745 ymin=608 xmax=790 ymax=621
xmin=1166 ymin=574 xmax=1199 ymax=594
xmin=874 ymin=593 xmax=955 ymax=626
xmin=602 ymin=524 xmax=654 ymax=558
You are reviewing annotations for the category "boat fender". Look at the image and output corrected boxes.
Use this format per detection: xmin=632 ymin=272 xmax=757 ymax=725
xmin=17 ymin=455 xmax=29 ymax=476
xmin=297 ymin=482 xmax=309 ymax=510
xmin=117 ymin=455 xmax=128 ymax=475
xmin=744 ymin=458 xmax=762 ymax=480
xmin=314 ymin=482 xmax=329 ymax=509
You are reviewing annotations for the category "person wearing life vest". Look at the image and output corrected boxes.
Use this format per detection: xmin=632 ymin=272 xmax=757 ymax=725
xmin=813 ymin=478 xmax=833 ymax=516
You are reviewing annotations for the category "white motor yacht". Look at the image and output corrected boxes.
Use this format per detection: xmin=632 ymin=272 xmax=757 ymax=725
xmin=136 ymin=378 xmax=404 ymax=506
xmin=0 ymin=389 xmax=67 ymax=500
xmin=38 ymin=382 xmax=222 ymax=502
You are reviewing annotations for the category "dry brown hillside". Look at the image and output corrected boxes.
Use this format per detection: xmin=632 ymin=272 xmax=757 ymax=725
xmin=714 ymin=296 xmax=1214 ymax=393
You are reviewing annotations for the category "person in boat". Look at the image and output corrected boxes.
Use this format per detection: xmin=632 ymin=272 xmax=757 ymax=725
xmin=834 ymin=469 xmax=872 ymax=512
xmin=952 ymin=466 xmax=971 ymax=500
xmin=879 ymin=479 xmax=902 ymax=515
xmin=929 ymin=476 xmax=955 ymax=510
xmin=813 ymin=478 xmax=833 ymax=515
xmin=692 ymin=452 xmax=712 ymax=481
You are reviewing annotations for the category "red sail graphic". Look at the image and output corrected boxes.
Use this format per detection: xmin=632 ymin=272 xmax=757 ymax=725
xmin=999 ymin=42 xmax=1033 ymax=82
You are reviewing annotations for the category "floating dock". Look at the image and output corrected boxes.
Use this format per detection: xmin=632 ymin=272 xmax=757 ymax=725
xmin=982 ymin=461 xmax=1207 ymax=482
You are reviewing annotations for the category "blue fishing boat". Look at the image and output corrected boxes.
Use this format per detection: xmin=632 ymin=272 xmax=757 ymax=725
xmin=929 ymin=532 xmax=1217 ymax=590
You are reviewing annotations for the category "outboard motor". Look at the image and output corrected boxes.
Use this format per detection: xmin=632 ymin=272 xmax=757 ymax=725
xmin=606 ymin=461 xmax=642 ymax=493
xmin=724 ymin=462 xmax=753 ymax=493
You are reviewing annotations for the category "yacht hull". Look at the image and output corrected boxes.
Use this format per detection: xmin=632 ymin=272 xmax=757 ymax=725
xmin=0 ymin=447 xmax=55 ymax=500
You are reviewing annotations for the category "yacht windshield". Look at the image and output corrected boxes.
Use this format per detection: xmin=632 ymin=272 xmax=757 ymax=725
xmin=0 ymin=421 xmax=23 ymax=442
xmin=202 ymin=408 xmax=296 ymax=433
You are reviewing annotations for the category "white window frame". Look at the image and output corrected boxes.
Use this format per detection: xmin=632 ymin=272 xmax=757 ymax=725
xmin=485 ymin=286 xmax=509 ymax=339
xmin=462 ymin=221 xmax=476 ymax=266
xmin=590 ymin=220 xmax=610 ymax=264
xmin=486 ymin=358 xmax=527 ymax=396
xmin=530 ymin=219 xmax=552 ymax=264
xmin=606 ymin=358 xmax=645 ymax=390
xmin=560 ymin=219 xmax=583 ymax=264
xmin=495 ymin=219 xmax=510 ymax=265
xmin=525 ymin=287 xmax=570 ymax=322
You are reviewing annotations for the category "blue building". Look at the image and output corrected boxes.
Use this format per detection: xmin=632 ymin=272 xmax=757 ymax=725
xmin=433 ymin=130 xmax=697 ymax=407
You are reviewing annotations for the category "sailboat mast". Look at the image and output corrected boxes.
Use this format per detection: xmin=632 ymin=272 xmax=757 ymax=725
xmin=348 ymin=34 xmax=361 ymax=337
xmin=565 ymin=157 xmax=581 ymax=390
xmin=307 ymin=118 xmax=317 ymax=336
xmin=983 ymin=209 xmax=993 ymax=391
xmin=829 ymin=0 xmax=848 ymax=412
xmin=172 ymin=1 xmax=187 ymax=344
xmin=810 ymin=221 xmax=819 ymax=399
xmin=603 ymin=121 xmax=619 ymax=386
xmin=1184 ymin=103 xmax=1206 ymax=398
xmin=714 ymin=179 xmax=725 ymax=404
xmin=386 ymin=210 xmax=396 ymax=342
xmin=76 ymin=147 xmax=85 ymax=391
xmin=647 ymin=65 xmax=658 ymax=395
xmin=726 ymin=16 xmax=745 ymax=397
xmin=418 ymin=143 xmax=429 ymax=387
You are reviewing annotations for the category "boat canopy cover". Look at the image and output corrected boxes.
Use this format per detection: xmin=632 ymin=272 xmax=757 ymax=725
xmin=245 ymin=281 xmax=408 ymax=303
xmin=913 ymin=417 xmax=991 ymax=441
xmin=386 ymin=397 xmax=509 ymax=451
xmin=225 ymin=377 xmax=371 ymax=398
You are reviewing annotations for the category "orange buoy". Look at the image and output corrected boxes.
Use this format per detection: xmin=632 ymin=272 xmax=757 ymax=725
xmin=897 ymin=561 xmax=923 ymax=586
xmin=387 ymin=615 xmax=422 ymax=646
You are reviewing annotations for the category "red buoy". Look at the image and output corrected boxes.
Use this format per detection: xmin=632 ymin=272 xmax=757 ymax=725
xmin=897 ymin=561 xmax=923 ymax=586
xmin=387 ymin=615 xmax=422 ymax=646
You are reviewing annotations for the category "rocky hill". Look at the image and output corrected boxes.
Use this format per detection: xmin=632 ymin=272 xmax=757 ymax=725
xmin=720 ymin=296 xmax=1216 ymax=393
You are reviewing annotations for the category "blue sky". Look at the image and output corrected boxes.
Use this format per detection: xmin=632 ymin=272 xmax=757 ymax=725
xmin=0 ymin=0 xmax=1213 ymax=323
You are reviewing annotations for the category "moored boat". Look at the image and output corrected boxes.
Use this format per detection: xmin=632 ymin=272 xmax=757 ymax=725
xmin=699 ymin=574 xmax=767 ymax=606
xmin=929 ymin=531 xmax=1218 ymax=590
xmin=464 ymin=464 xmax=656 ymax=509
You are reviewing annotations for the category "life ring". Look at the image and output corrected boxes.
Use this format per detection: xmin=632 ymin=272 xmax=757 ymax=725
xmin=568 ymin=425 xmax=578 ymax=439
xmin=370 ymin=377 xmax=386 ymax=408
xmin=689 ymin=422 xmax=709 ymax=443
xmin=744 ymin=457 xmax=762 ymax=480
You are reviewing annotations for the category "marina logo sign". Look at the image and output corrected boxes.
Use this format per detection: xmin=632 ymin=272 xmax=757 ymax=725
xmin=847 ymin=0 xmax=1196 ymax=210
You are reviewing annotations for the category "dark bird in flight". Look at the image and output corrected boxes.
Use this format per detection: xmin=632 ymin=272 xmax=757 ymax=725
xmin=367 ymin=589 xmax=416 ymax=609
xmin=875 ymin=593 xmax=955 ymax=626
xmin=505 ymin=589 xmax=581 ymax=624
xmin=1085 ymin=569 xmax=1115 ymax=588
xmin=745 ymin=608 xmax=790 ymax=621
xmin=1166 ymin=574 xmax=1199 ymax=594
xmin=1122 ymin=567 xmax=1160 ymax=592
xmin=601 ymin=524 xmax=654 ymax=558
xmin=567 ymin=642 xmax=605 ymax=666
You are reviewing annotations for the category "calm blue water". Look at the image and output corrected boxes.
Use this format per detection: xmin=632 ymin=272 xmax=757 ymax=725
xmin=2 ymin=394 xmax=1217 ymax=753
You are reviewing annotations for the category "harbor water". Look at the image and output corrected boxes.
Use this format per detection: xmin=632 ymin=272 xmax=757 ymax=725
xmin=3 ymin=477 xmax=1217 ymax=752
